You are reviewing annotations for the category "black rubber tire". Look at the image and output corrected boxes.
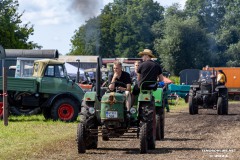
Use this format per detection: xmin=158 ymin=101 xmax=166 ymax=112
xmin=217 ymin=97 xmax=228 ymax=115
xmin=156 ymin=110 xmax=164 ymax=141
xmin=10 ymin=106 xmax=41 ymax=116
xmin=51 ymin=98 xmax=79 ymax=122
xmin=217 ymin=97 xmax=223 ymax=115
xmin=156 ymin=115 xmax=161 ymax=140
xmin=140 ymin=122 xmax=148 ymax=154
xmin=102 ymin=133 xmax=109 ymax=141
xmin=77 ymin=123 xmax=86 ymax=153
xmin=223 ymin=98 xmax=228 ymax=115
xmin=42 ymin=107 xmax=52 ymax=120
xmin=147 ymin=103 xmax=156 ymax=150
xmin=233 ymin=95 xmax=240 ymax=101
xmin=87 ymin=124 xmax=98 ymax=149
xmin=189 ymin=96 xmax=198 ymax=115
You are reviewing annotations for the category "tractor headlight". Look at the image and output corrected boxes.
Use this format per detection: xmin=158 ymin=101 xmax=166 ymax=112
xmin=130 ymin=108 xmax=136 ymax=114
xmin=88 ymin=107 xmax=95 ymax=114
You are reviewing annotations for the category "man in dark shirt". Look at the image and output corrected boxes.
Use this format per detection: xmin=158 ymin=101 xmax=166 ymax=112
xmin=109 ymin=61 xmax=132 ymax=111
xmin=132 ymin=49 xmax=163 ymax=98
xmin=130 ymin=61 xmax=140 ymax=80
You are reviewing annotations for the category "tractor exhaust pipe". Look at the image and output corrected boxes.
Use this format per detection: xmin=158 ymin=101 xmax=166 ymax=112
xmin=96 ymin=57 xmax=101 ymax=101
xmin=211 ymin=68 xmax=216 ymax=93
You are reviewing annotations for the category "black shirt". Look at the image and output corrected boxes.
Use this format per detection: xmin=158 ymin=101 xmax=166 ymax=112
xmin=130 ymin=71 xmax=138 ymax=80
xmin=137 ymin=60 xmax=162 ymax=85
xmin=109 ymin=71 xmax=131 ymax=88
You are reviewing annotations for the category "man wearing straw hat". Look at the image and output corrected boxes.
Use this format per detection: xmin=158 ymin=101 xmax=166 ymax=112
xmin=132 ymin=49 xmax=163 ymax=103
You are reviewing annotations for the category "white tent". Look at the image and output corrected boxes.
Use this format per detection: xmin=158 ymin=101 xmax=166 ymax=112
xmin=65 ymin=62 xmax=84 ymax=75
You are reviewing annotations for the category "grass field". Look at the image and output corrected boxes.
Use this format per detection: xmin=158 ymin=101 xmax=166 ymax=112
xmin=0 ymin=116 xmax=78 ymax=160
xmin=0 ymin=99 xmax=199 ymax=159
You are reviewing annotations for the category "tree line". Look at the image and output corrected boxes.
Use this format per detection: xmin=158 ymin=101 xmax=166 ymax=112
xmin=70 ymin=0 xmax=240 ymax=75
xmin=1 ymin=0 xmax=240 ymax=75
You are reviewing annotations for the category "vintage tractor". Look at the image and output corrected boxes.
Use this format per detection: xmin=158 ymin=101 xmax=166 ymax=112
xmin=76 ymin=57 xmax=158 ymax=154
xmin=188 ymin=70 xmax=228 ymax=115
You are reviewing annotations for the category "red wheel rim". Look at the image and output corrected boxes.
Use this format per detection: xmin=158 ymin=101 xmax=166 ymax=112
xmin=58 ymin=103 xmax=74 ymax=120
xmin=0 ymin=102 xmax=3 ymax=117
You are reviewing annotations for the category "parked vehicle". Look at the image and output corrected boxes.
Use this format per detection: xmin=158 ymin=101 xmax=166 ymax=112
xmin=0 ymin=59 xmax=85 ymax=121
xmin=203 ymin=67 xmax=240 ymax=101
xmin=76 ymin=57 xmax=165 ymax=154
xmin=78 ymin=67 xmax=109 ymax=92
xmin=188 ymin=70 xmax=228 ymax=115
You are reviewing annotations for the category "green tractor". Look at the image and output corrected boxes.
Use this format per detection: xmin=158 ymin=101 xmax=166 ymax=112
xmin=76 ymin=57 xmax=164 ymax=154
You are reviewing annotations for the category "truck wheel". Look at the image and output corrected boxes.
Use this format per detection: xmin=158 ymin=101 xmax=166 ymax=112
xmin=42 ymin=108 xmax=52 ymax=120
xmin=0 ymin=102 xmax=3 ymax=119
xmin=140 ymin=122 xmax=148 ymax=154
xmin=189 ymin=96 xmax=198 ymax=115
xmin=10 ymin=106 xmax=41 ymax=116
xmin=51 ymin=98 xmax=79 ymax=122
xmin=77 ymin=123 xmax=86 ymax=153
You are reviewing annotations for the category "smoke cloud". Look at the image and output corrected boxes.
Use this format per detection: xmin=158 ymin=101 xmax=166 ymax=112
xmin=69 ymin=0 xmax=103 ymax=19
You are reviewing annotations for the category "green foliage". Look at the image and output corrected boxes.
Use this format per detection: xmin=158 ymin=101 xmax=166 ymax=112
xmin=69 ymin=0 xmax=164 ymax=57
xmin=154 ymin=6 xmax=210 ymax=75
xmin=169 ymin=76 xmax=180 ymax=84
xmin=0 ymin=0 xmax=40 ymax=49
xmin=69 ymin=0 xmax=240 ymax=75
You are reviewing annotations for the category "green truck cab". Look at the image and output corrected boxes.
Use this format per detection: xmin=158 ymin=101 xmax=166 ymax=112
xmin=0 ymin=59 xmax=84 ymax=122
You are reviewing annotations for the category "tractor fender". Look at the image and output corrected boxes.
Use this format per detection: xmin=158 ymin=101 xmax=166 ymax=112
xmin=82 ymin=92 xmax=97 ymax=102
xmin=44 ymin=92 xmax=81 ymax=108
xmin=138 ymin=93 xmax=152 ymax=102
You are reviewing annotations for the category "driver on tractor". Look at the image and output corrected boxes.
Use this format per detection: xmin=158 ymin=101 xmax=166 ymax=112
xmin=132 ymin=49 xmax=164 ymax=103
xmin=108 ymin=61 xmax=132 ymax=113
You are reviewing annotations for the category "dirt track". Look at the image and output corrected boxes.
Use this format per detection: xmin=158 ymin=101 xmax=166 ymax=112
xmin=33 ymin=103 xmax=240 ymax=160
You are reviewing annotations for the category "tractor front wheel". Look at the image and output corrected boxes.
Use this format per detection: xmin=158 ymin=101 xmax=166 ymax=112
xmin=189 ymin=96 xmax=198 ymax=115
xmin=77 ymin=123 xmax=86 ymax=153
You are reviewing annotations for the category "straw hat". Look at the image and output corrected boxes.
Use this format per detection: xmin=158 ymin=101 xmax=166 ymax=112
xmin=138 ymin=49 xmax=155 ymax=58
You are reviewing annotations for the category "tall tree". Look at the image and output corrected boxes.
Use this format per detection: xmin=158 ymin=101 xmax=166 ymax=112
xmin=0 ymin=0 xmax=39 ymax=49
xmin=70 ymin=0 xmax=164 ymax=57
xmin=154 ymin=5 xmax=210 ymax=75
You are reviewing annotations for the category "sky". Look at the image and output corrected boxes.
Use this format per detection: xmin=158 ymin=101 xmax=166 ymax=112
xmin=18 ymin=0 xmax=187 ymax=55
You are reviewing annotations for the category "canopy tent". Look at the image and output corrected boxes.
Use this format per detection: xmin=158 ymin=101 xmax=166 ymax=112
xmin=65 ymin=62 xmax=85 ymax=81
xmin=65 ymin=62 xmax=84 ymax=75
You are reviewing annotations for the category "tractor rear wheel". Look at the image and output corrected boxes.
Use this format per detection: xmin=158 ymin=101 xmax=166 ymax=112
xmin=217 ymin=97 xmax=228 ymax=115
xmin=140 ymin=122 xmax=148 ymax=154
xmin=156 ymin=108 xmax=165 ymax=140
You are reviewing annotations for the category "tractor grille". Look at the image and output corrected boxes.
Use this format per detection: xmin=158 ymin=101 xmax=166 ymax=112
xmin=201 ymin=83 xmax=211 ymax=94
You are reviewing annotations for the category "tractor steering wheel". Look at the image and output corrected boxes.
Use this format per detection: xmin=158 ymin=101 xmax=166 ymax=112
xmin=108 ymin=81 xmax=127 ymax=92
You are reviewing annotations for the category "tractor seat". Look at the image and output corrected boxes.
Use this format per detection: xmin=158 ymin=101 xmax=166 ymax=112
xmin=142 ymin=83 xmax=158 ymax=91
